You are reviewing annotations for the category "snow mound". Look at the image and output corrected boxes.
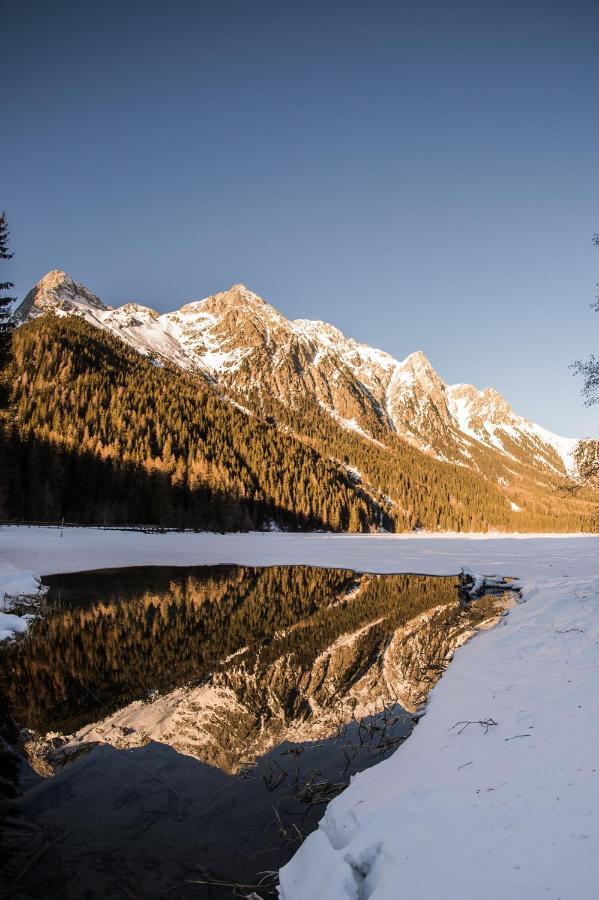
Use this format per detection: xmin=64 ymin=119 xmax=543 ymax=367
xmin=0 ymin=563 xmax=44 ymax=601
xmin=0 ymin=562 xmax=46 ymax=642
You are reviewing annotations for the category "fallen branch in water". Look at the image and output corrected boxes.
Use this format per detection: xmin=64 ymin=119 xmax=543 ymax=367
xmin=166 ymin=870 xmax=279 ymax=897
xmin=272 ymin=805 xmax=304 ymax=844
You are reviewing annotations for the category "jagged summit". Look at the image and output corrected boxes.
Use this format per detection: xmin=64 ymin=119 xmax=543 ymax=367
xmin=229 ymin=282 xmax=261 ymax=298
xmin=396 ymin=350 xmax=441 ymax=382
xmin=401 ymin=349 xmax=430 ymax=366
xmin=15 ymin=270 xmax=107 ymax=322
xmin=36 ymin=269 xmax=70 ymax=288
xmin=13 ymin=270 xmax=583 ymax=478
xmin=448 ymin=383 xmax=515 ymax=426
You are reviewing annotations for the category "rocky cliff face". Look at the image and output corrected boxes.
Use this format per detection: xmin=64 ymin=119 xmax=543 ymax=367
xmin=15 ymin=269 xmax=106 ymax=320
xmin=14 ymin=270 xmax=583 ymax=478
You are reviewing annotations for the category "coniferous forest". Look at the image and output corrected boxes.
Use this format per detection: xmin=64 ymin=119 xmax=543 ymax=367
xmin=0 ymin=317 xmax=381 ymax=531
xmin=0 ymin=314 xmax=597 ymax=533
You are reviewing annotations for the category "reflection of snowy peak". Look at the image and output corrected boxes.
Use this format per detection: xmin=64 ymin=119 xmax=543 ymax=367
xmin=15 ymin=270 xmax=582 ymax=478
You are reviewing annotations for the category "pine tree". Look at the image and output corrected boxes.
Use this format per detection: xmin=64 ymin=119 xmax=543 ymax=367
xmin=0 ymin=211 xmax=15 ymax=379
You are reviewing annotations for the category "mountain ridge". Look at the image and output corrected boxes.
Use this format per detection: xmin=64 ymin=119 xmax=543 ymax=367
xmin=14 ymin=270 xmax=583 ymax=481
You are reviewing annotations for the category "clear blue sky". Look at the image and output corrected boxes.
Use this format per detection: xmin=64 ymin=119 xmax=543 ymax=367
xmin=3 ymin=0 xmax=598 ymax=436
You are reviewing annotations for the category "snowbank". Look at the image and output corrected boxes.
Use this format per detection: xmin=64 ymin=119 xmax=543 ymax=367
xmin=0 ymin=611 xmax=31 ymax=642
xmin=278 ymin=550 xmax=599 ymax=899
xmin=0 ymin=562 xmax=45 ymax=601
xmin=0 ymin=562 xmax=46 ymax=642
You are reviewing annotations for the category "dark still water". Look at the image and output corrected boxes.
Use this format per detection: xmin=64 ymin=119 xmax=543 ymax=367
xmin=0 ymin=565 xmax=504 ymax=899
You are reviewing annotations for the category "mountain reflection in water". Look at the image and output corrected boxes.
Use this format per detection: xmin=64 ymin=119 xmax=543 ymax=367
xmin=0 ymin=565 xmax=506 ymax=898
xmin=4 ymin=565 xmax=501 ymax=769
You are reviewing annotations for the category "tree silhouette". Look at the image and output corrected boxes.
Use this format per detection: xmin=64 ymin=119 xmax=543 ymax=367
xmin=569 ymin=233 xmax=599 ymax=487
xmin=0 ymin=212 xmax=15 ymax=384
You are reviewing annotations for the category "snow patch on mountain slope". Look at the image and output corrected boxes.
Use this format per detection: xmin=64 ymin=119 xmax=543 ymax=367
xmin=447 ymin=389 xmax=479 ymax=436
xmin=294 ymin=319 xmax=398 ymax=373
xmin=447 ymin=384 xmax=578 ymax=475
xmin=107 ymin=303 xmax=160 ymax=328
xmin=518 ymin=422 xmax=579 ymax=476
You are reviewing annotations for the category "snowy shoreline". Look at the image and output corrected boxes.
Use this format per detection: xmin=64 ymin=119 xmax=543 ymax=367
xmin=0 ymin=524 xmax=596 ymax=577
xmin=2 ymin=527 xmax=599 ymax=898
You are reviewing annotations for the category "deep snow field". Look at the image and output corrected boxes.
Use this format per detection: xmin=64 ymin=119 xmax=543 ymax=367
xmin=1 ymin=526 xmax=599 ymax=899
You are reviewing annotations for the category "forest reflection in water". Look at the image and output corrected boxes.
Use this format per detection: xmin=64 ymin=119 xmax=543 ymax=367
xmin=0 ymin=565 xmax=507 ymax=899
xmin=3 ymin=565 xmax=503 ymax=766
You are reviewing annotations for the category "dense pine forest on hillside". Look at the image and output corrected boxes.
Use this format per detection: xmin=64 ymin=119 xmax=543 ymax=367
xmin=227 ymin=379 xmax=599 ymax=533
xmin=0 ymin=318 xmax=381 ymax=531
xmin=0 ymin=314 xmax=597 ymax=532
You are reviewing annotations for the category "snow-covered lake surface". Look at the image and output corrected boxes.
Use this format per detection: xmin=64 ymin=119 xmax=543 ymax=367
xmin=1 ymin=527 xmax=599 ymax=899
xmin=1 ymin=525 xmax=596 ymax=576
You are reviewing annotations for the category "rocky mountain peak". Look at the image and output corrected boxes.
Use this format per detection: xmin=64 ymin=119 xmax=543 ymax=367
xmin=447 ymin=383 xmax=516 ymax=426
xmin=37 ymin=269 xmax=71 ymax=290
xmin=386 ymin=350 xmax=453 ymax=435
xmin=397 ymin=350 xmax=442 ymax=385
xmin=14 ymin=270 xmax=107 ymax=322
xmin=394 ymin=350 xmax=450 ymax=409
xmin=179 ymin=284 xmax=287 ymax=328
xmin=403 ymin=349 xmax=429 ymax=366
xmin=214 ymin=284 xmax=273 ymax=311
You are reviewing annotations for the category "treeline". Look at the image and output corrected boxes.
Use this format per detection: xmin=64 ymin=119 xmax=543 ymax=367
xmin=0 ymin=317 xmax=383 ymax=532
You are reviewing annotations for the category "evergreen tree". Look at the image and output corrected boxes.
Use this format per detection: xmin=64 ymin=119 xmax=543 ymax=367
xmin=0 ymin=211 xmax=15 ymax=384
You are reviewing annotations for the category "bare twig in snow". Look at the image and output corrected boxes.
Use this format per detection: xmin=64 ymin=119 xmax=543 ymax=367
xmin=450 ymin=718 xmax=498 ymax=735
xmin=552 ymin=624 xmax=585 ymax=634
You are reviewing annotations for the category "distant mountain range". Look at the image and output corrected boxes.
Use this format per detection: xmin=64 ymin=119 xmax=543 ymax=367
xmin=5 ymin=269 xmax=598 ymax=533
xmin=16 ymin=270 xmax=586 ymax=477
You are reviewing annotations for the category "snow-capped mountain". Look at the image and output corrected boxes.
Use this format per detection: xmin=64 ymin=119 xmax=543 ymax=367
xmin=14 ymin=270 xmax=582 ymax=479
